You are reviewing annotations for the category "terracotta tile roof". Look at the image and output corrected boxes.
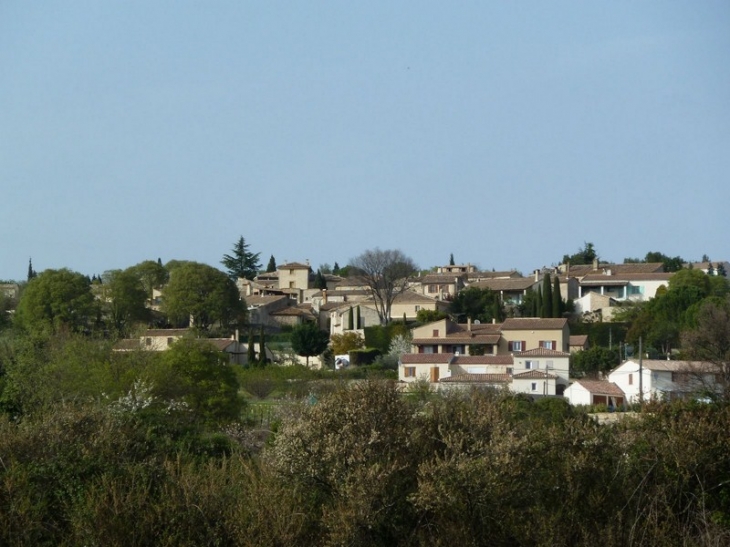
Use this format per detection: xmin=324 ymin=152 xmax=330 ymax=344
xmin=278 ymin=262 xmax=310 ymax=270
xmin=571 ymin=380 xmax=625 ymax=397
xmin=452 ymin=355 xmax=513 ymax=365
xmin=393 ymin=292 xmax=442 ymax=304
xmin=400 ymin=353 xmax=454 ymax=364
xmin=632 ymin=359 xmax=717 ymax=372
xmin=207 ymin=339 xmax=237 ymax=351
xmin=467 ymin=270 xmax=521 ymax=280
xmin=501 ymin=318 xmax=567 ymax=330
xmin=271 ymin=307 xmax=315 ymax=317
xmin=567 ymin=263 xmax=665 ymax=276
xmin=569 ymin=335 xmax=589 ymax=347
xmin=419 ymin=274 xmax=467 ymax=284
xmin=516 ymin=348 xmax=570 ymax=357
xmin=412 ymin=334 xmax=501 ymax=345
xmin=246 ymin=295 xmax=289 ymax=306
xmin=440 ymin=373 xmax=511 ymax=383
xmin=513 ymin=370 xmax=558 ymax=379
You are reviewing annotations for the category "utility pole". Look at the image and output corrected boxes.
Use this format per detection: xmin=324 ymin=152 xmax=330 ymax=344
xmin=638 ymin=336 xmax=643 ymax=408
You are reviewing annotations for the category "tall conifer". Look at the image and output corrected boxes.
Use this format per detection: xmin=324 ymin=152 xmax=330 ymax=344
xmin=552 ymin=275 xmax=562 ymax=317
xmin=542 ymin=274 xmax=553 ymax=318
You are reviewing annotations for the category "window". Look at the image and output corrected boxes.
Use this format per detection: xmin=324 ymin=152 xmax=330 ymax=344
xmin=424 ymin=346 xmax=435 ymax=354
xmin=415 ymin=305 xmax=421 ymax=312
xmin=531 ymin=382 xmax=538 ymax=392
xmin=145 ymin=338 xmax=152 ymax=346
xmin=404 ymin=367 xmax=416 ymax=378
xmin=539 ymin=340 xmax=556 ymax=350
xmin=428 ymin=284 xmax=438 ymax=293
xmin=508 ymin=340 xmax=523 ymax=352
xmin=525 ymin=360 xmax=539 ymax=370
xmin=546 ymin=360 xmax=554 ymax=369
xmin=628 ymin=373 xmax=633 ymax=385
xmin=432 ymin=329 xmax=439 ymax=337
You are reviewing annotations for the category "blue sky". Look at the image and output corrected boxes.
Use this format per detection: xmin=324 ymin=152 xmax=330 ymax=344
xmin=2 ymin=1 xmax=728 ymax=281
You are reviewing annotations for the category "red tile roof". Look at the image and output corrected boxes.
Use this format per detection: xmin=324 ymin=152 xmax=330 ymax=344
xmin=517 ymin=348 xmax=570 ymax=357
xmin=440 ymin=373 xmax=511 ymax=383
xmin=501 ymin=318 xmax=567 ymax=330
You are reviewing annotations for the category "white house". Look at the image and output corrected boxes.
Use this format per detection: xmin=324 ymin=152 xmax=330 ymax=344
xmin=608 ymin=359 xmax=718 ymax=403
xmin=564 ymin=379 xmax=625 ymax=408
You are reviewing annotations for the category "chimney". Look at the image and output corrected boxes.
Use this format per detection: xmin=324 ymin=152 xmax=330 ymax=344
xmin=534 ymin=269 xmax=539 ymax=282
xmin=468 ymin=317 xmax=472 ymax=331
xmin=322 ymin=289 xmax=327 ymax=304
xmin=592 ymin=258 xmax=599 ymax=270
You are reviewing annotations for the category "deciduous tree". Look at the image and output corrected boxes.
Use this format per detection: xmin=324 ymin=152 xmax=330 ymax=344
xmin=350 ymin=248 xmax=418 ymax=325
xmin=100 ymin=269 xmax=149 ymax=336
xmin=15 ymin=269 xmax=96 ymax=335
xmin=162 ymin=262 xmax=246 ymax=332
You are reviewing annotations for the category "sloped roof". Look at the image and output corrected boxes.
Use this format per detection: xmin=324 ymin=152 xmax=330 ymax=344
xmin=419 ymin=274 xmax=467 ymax=284
xmin=246 ymin=295 xmax=290 ymax=306
xmin=452 ymin=355 xmax=514 ymax=365
xmin=569 ymin=335 xmax=589 ymax=347
xmin=571 ymin=380 xmax=625 ymax=397
xmin=501 ymin=318 xmax=568 ymax=330
xmin=470 ymin=278 xmax=536 ymax=291
xmin=207 ymin=339 xmax=237 ymax=351
xmin=516 ymin=348 xmax=570 ymax=357
xmin=440 ymin=373 xmax=511 ymax=383
xmin=278 ymin=262 xmax=310 ymax=270
xmin=400 ymin=353 xmax=454 ymax=365
xmin=513 ymin=370 xmax=558 ymax=379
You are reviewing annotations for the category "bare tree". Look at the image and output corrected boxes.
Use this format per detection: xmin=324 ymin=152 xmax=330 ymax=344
xmin=350 ymin=248 xmax=418 ymax=325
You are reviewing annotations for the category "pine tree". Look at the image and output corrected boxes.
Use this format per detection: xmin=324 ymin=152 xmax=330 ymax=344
xmin=552 ymin=275 xmax=563 ymax=318
xmin=333 ymin=262 xmax=340 ymax=275
xmin=717 ymin=263 xmax=727 ymax=277
xmin=315 ymin=270 xmax=327 ymax=290
xmin=542 ymin=274 xmax=553 ymax=318
xmin=266 ymin=255 xmax=277 ymax=273
xmin=221 ymin=236 xmax=261 ymax=280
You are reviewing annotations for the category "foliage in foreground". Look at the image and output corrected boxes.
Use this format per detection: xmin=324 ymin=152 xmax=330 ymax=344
xmin=1 ymin=375 xmax=730 ymax=546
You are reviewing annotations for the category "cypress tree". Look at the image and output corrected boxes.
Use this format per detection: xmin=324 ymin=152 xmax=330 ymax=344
xmin=542 ymin=274 xmax=553 ymax=318
xmin=259 ymin=326 xmax=267 ymax=366
xmin=247 ymin=329 xmax=256 ymax=367
xmin=449 ymin=253 xmax=455 ymax=266
xmin=552 ymin=275 xmax=563 ymax=317
xmin=348 ymin=307 xmax=354 ymax=330
xmin=535 ymin=286 xmax=542 ymax=317
xmin=333 ymin=262 xmax=340 ymax=275
xmin=266 ymin=255 xmax=277 ymax=273
xmin=356 ymin=305 xmax=362 ymax=329
xmin=27 ymin=258 xmax=36 ymax=281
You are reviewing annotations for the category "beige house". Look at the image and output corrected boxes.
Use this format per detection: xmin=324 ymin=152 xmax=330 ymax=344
xmin=414 ymin=273 xmax=467 ymax=301
xmin=399 ymin=353 xmax=513 ymax=385
xmin=277 ymin=262 xmax=311 ymax=290
xmin=498 ymin=317 xmax=570 ymax=354
xmin=112 ymin=328 xmax=248 ymax=365
xmin=411 ymin=318 xmax=502 ymax=356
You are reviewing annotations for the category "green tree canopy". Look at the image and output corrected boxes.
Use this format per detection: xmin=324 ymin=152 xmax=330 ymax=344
xmin=127 ymin=259 xmax=168 ymax=299
xmin=290 ymin=321 xmax=330 ymax=367
xmin=449 ymin=286 xmax=504 ymax=323
xmin=266 ymin=255 xmax=277 ymax=273
xmin=561 ymin=242 xmax=598 ymax=266
xmin=221 ymin=236 xmax=261 ymax=280
xmin=15 ymin=269 xmax=96 ymax=335
xmin=154 ymin=338 xmax=244 ymax=424
xmin=161 ymin=262 xmax=246 ymax=332
xmin=100 ymin=269 xmax=149 ymax=336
